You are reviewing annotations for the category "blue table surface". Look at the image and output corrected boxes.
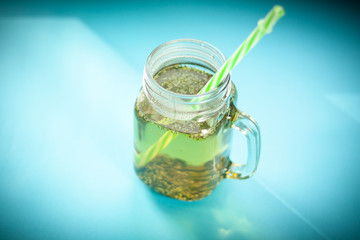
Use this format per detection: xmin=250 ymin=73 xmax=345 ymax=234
xmin=1 ymin=0 xmax=359 ymax=239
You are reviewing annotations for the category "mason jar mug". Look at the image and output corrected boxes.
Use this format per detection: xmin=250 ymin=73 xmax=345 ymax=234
xmin=133 ymin=39 xmax=260 ymax=201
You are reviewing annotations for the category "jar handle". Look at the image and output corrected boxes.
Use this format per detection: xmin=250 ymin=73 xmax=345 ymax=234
xmin=225 ymin=105 xmax=261 ymax=179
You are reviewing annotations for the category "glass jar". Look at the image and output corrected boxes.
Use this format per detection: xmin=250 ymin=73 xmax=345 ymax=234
xmin=134 ymin=39 xmax=260 ymax=201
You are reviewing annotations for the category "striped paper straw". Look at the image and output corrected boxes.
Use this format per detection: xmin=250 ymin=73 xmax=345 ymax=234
xmin=136 ymin=130 xmax=178 ymax=166
xmin=137 ymin=5 xmax=285 ymax=167
xmin=198 ymin=5 xmax=285 ymax=94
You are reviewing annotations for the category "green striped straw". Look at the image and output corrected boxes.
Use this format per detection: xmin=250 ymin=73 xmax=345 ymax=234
xmin=137 ymin=5 xmax=285 ymax=167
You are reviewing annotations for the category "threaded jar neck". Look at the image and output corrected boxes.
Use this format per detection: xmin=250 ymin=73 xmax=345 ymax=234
xmin=143 ymin=39 xmax=231 ymax=121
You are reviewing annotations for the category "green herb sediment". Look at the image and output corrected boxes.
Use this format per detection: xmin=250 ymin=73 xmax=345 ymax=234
xmin=134 ymin=65 xmax=234 ymax=200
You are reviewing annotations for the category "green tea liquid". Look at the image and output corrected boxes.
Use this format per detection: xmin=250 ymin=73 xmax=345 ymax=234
xmin=134 ymin=65 xmax=234 ymax=200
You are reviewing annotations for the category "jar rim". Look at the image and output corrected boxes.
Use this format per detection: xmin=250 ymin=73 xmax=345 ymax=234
xmin=144 ymin=38 xmax=230 ymax=100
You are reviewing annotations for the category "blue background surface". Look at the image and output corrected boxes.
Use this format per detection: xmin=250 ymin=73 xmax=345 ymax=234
xmin=0 ymin=0 xmax=359 ymax=239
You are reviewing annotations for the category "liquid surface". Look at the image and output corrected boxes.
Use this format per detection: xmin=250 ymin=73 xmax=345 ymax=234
xmin=134 ymin=65 xmax=234 ymax=201
xmin=154 ymin=65 xmax=212 ymax=95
